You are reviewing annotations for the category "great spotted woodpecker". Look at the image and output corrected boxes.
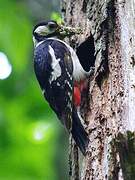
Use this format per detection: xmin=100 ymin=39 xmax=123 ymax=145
xmin=33 ymin=20 xmax=90 ymax=155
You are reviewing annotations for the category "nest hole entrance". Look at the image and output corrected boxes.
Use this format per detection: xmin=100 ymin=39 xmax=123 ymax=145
xmin=76 ymin=35 xmax=95 ymax=72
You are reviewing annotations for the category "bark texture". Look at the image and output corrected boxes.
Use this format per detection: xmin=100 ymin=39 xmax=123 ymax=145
xmin=61 ymin=0 xmax=135 ymax=179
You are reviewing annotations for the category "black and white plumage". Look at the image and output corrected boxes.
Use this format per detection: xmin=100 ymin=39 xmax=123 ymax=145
xmin=33 ymin=20 xmax=89 ymax=155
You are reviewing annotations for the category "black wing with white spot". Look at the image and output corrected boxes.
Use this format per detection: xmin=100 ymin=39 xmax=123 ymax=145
xmin=34 ymin=39 xmax=73 ymax=131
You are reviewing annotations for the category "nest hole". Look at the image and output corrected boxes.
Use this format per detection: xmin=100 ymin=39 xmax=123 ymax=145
xmin=76 ymin=35 xmax=95 ymax=72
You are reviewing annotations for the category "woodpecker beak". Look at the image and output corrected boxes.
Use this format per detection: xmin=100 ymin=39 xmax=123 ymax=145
xmin=34 ymin=25 xmax=49 ymax=36
xmin=57 ymin=24 xmax=82 ymax=38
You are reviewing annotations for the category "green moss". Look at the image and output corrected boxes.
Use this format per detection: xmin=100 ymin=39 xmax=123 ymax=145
xmin=115 ymin=131 xmax=135 ymax=180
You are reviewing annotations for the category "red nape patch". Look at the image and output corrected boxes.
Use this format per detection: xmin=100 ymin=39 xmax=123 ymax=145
xmin=74 ymin=86 xmax=81 ymax=107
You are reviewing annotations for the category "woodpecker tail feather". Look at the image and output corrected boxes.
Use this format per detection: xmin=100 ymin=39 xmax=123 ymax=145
xmin=71 ymin=107 xmax=89 ymax=155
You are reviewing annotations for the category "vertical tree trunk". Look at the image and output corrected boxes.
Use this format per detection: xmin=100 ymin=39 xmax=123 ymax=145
xmin=61 ymin=0 xmax=135 ymax=179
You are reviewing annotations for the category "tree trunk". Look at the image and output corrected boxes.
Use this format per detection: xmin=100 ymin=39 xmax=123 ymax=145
xmin=61 ymin=0 xmax=135 ymax=179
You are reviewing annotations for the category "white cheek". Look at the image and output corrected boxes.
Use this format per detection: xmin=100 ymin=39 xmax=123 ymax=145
xmin=35 ymin=26 xmax=48 ymax=35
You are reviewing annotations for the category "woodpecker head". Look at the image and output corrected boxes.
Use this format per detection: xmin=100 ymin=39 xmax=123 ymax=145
xmin=33 ymin=20 xmax=82 ymax=46
xmin=33 ymin=20 xmax=59 ymax=46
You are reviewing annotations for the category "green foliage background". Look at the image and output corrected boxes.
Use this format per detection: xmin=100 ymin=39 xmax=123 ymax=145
xmin=0 ymin=0 xmax=68 ymax=179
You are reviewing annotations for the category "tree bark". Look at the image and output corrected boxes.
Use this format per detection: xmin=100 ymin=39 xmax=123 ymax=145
xmin=61 ymin=0 xmax=135 ymax=179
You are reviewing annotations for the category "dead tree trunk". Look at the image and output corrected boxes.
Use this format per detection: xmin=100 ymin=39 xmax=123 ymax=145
xmin=61 ymin=0 xmax=135 ymax=179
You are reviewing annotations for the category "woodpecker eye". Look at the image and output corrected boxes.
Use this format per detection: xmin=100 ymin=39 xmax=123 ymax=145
xmin=48 ymin=22 xmax=57 ymax=31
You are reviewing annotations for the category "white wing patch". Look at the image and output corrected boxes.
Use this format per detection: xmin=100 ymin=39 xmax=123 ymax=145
xmin=48 ymin=45 xmax=61 ymax=83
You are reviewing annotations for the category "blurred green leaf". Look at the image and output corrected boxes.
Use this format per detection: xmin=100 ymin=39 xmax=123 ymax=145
xmin=0 ymin=0 xmax=68 ymax=180
xmin=51 ymin=12 xmax=62 ymax=24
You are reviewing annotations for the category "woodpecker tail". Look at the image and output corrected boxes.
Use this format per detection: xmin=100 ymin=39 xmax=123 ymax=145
xmin=71 ymin=107 xmax=89 ymax=155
